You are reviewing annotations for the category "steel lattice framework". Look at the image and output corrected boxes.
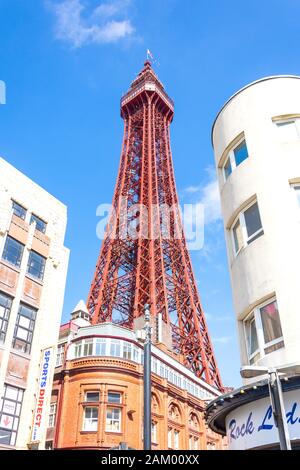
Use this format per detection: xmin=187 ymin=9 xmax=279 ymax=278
xmin=87 ymin=62 xmax=223 ymax=390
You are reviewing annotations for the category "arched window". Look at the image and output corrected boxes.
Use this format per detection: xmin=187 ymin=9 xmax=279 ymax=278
xmin=168 ymin=403 xmax=182 ymax=450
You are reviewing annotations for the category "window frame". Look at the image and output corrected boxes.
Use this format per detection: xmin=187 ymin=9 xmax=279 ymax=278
xmin=275 ymin=118 xmax=300 ymax=142
xmin=48 ymin=403 xmax=57 ymax=428
xmin=105 ymin=406 xmax=121 ymax=433
xmin=83 ymin=406 xmax=98 ymax=432
xmin=222 ymin=138 xmax=249 ymax=182
xmin=85 ymin=391 xmax=100 ymax=403
xmin=26 ymin=250 xmax=46 ymax=281
xmin=0 ymin=384 xmax=24 ymax=446
xmin=11 ymin=201 xmax=26 ymax=220
xmin=244 ymin=298 xmax=284 ymax=363
xmin=0 ymin=292 xmax=12 ymax=344
xmin=30 ymin=214 xmax=47 ymax=234
xmin=2 ymin=236 xmax=24 ymax=268
xmin=107 ymin=392 xmax=121 ymax=404
xmin=55 ymin=344 xmax=65 ymax=367
xmin=12 ymin=303 xmax=37 ymax=355
xmin=231 ymin=200 xmax=264 ymax=257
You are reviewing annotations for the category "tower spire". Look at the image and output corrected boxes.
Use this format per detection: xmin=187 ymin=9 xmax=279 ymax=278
xmin=87 ymin=64 xmax=223 ymax=390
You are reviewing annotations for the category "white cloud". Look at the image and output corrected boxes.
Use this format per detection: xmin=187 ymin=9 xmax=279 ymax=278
xmin=48 ymin=0 xmax=135 ymax=48
xmin=182 ymin=171 xmax=221 ymax=226
xmin=212 ymin=336 xmax=232 ymax=344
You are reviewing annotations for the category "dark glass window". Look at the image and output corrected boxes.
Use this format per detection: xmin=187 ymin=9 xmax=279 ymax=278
xmin=0 ymin=292 xmax=12 ymax=344
xmin=224 ymin=158 xmax=232 ymax=180
xmin=12 ymin=201 xmax=26 ymax=220
xmin=30 ymin=214 xmax=47 ymax=234
xmin=12 ymin=304 xmax=37 ymax=354
xmin=27 ymin=251 xmax=46 ymax=280
xmin=0 ymin=384 xmax=23 ymax=446
xmin=86 ymin=392 xmax=100 ymax=402
xmin=234 ymin=140 xmax=249 ymax=166
xmin=108 ymin=392 xmax=121 ymax=404
xmin=2 ymin=236 xmax=24 ymax=268
xmin=244 ymin=202 xmax=263 ymax=241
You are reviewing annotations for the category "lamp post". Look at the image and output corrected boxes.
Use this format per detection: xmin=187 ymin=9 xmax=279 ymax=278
xmin=143 ymin=304 xmax=152 ymax=450
xmin=240 ymin=363 xmax=300 ymax=450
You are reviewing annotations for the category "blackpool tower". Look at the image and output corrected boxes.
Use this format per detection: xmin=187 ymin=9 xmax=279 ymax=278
xmin=87 ymin=61 xmax=222 ymax=390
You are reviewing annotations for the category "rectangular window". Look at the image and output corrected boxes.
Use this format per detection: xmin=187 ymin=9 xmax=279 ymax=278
xmin=231 ymin=201 xmax=264 ymax=255
xmin=0 ymin=292 xmax=12 ymax=344
xmin=83 ymin=407 xmax=98 ymax=431
xmin=55 ymin=344 xmax=65 ymax=367
xmin=95 ymin=338 xmax=106 ymax=356
xmin=243 ymin=202 xmax=263 ymax=243
xmin=106 ymin=407 xmax=121 ymax=432
xmin=110 ymin=340 xmax=121 ymax=357
xmin=30 ymin=214 xmax=47 ymax=234
xmin=2 ymin=236 xmax=24 ymax=268
xmin=85 ymin=392 xmax=100 ymax=402
xmin=276 ymin=120 xmax=300 ymax=141
xmin=83 ymin=339 xmax=93 ymax=357
xmin=168 ymin=428 xmax=172 ymax=448
xmin=0 ymin=384 xmax=23 ymax=446
xmin=12 ymin=201 xmax=26 ymax=220
xmin=260 ymin=300 xmax=283 ymax=345
xmin=174 ymin=430 xmax=179 ymax=450
xmin=123 ymin=342 xmax=132 ymax=360
xmin=223 ymin=138 xmax=249 ymax=181
xmin=48 ymin=403 xmax=57 ymax=428
xmin=292 ymin=184 xmax=300 ymax=207
xmin=27 ymin=251 xmax=46 ymax=281
xmin=151 ymin=422 xmax=157 ymax=443
xmin=223 ymin=158 xmax=232 ymax=180
xmin=244 ymin=298 xmax=284 ymax=363
xmin=12 ymin=303 xmax=37 ymax=354
xmin=108 ymin=392 xmax=121 ymax=404
xmin=74 ymin=342 xmax=82 ymax=358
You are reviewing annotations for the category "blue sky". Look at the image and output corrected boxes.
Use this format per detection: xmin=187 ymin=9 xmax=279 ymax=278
xmin=1 ymin=0 xmax=300 ymax=387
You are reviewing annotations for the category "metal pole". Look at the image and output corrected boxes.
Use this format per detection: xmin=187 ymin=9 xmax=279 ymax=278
xmin=143 ymin=304 xmax=152 ymax=450
xmin=268 ymin=369 xmax=291 ymax=450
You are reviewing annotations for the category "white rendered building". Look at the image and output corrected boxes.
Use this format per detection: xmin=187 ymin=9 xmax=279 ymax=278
xmin=212 ymin=76 xmax=300 ymax=375
xmin=0 ymin=157 xmax=69 ymax=449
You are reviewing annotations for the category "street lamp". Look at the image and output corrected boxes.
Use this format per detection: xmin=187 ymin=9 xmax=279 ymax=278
xmin=240 ymin=362 xmax=300 ymax=450
xmin=143 ymin=304 xmax=152 ymax=450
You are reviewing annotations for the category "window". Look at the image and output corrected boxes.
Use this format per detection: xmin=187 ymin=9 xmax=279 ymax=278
xmin=244 ymin=299 xmax=284 ymax=363
xmin=223 ymin=138 xmax=249 ymax=181
xmin=30 ymin=214 xmax=47 ymax=234
xmin=74 ymin=342 xmax=82 ymax=358
xmin=231 ymin=201 xmax=263 ymax=255
xmin=106 ymin=407 xmax=121 ymax=432
xmin=108 ymin=392 xmax=121 ymax=404
xmin=189 ymin=435 xmax=199 ymax=450
xmin=95 ymin=338 xmax=106 ymax=356
xmin=83 ymin=339 xmax=93 ymax=356
xmin=168 ymin=428 xmax=172 ymax=448
xmin=151 ymin=422 xmax=157 ymax=444
xmin=110 ymin=340 xmax=121 ymax=357
xmin=0 ymin=384 xmax=23 ymax=446
xmin=174 ymin=430 xmax=179 ymax=449
xmin=83 ymin=407 xmax=98 ymax=431
xmin=27 ymin=251 xmax=46 ymax=281
xmin=12 ymin=201 xmax=26 ymax=220
xmin=0 ymin=292 xmax=12 ymax=344
xmin=12 ymin=303 xmax=37 ymax=354
xmin=123 ymin=342 xmax=132 ymax=360
xmin=2 ymin=236 xmax=24 ymax=268
xmin=48 ymin=403 xmax=57 ymax=428
xmin=276 ymin=119 xmax=300 ymax=142
xmin=85 ymin=392 xmax=99 ymax=403
xmin=291 ymin=184 xmax=300 ymax=207
xmin=55 ymin=344 xmax=65 ymax=367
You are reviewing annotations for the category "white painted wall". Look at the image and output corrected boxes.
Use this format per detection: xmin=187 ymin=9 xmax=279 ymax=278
xmin=212 ymin=76 xmax=300 ymax=378
xmin=0 ymin=157 xmax=69 ymax=449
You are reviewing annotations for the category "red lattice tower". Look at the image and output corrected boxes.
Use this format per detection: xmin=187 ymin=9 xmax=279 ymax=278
xmin=87 ymin=61 xmax=223 ymax=390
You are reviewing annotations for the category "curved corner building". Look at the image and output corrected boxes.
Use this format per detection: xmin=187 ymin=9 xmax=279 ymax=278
xmin=207 ymin=76 xmax=300 ymax=450
xmin=213 ymin=76 xmax=300 ymax=373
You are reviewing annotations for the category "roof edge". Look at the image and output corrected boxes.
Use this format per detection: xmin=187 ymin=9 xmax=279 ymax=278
xmin=211 ymin=75 xmax=300 ymax=147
